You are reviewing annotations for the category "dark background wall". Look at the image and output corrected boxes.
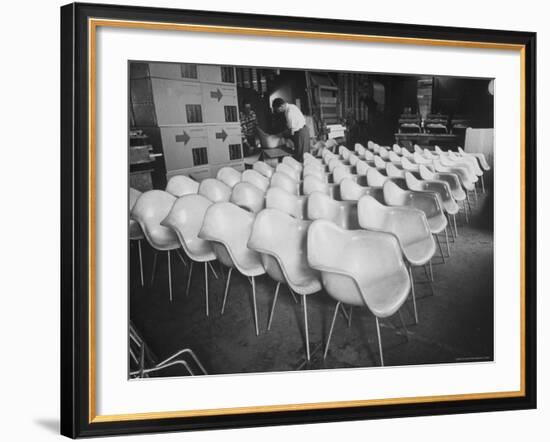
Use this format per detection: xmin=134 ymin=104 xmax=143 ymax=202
xmin=366 ymin=75 xmax=494 ymax=145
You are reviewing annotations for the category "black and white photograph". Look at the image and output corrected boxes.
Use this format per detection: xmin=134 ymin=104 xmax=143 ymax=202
xmin=128 ymin=61 xmax=494 ymax=377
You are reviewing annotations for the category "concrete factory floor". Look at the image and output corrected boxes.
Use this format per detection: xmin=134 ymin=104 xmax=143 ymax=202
xmin=130 ymin=192 xmax=494 ymax=376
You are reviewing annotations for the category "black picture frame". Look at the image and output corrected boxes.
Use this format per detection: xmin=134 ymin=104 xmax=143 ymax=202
xmin=60 ymin=2 xmax=537 ymax=438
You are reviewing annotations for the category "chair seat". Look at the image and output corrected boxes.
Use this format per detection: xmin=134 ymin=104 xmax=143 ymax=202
xmin=427 ymin=213 xmax=448 ymax=234
xmin=309 ymin=222 xmax=410 ymax=318
xmin=199 ymin=202 xmax=265 ymax=277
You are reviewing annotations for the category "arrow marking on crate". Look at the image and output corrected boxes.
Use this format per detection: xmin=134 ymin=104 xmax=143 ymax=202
xmin=215 ymin=129 xmax=228 ymax=142
xmin=175 ymin=130 xmax=190 ymax=145
xmin=210 ymin=88 xmax=223 ymax=101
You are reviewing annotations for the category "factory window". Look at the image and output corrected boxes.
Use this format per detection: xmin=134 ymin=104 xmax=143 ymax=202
xmin=192 ymin=147 xmax=208 ymax=166
xmin=186 ymin=104 xmax=203 ymax=123
xmin=180 ymin=63 xmax=198 ymax=79
xmin=228 ymin=144 xmax=242 ymax=160
xmin=221 ymin=67 xmax=235 ymax=83
xmin=224 ymin=105 xmax=238 ymax=122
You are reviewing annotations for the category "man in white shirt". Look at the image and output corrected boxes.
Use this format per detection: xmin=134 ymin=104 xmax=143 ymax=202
xmin=272 ymin=98 xmax=310 ymax=161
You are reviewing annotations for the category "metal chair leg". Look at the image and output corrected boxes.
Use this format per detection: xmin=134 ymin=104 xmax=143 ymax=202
xmin=435 ymin=235 xmax=446 ymax=263
xmin=207 ymin=261 xmax=219 ymax=279
xmin=453 ymin=213 xmax=459 ymax=237
xmin=348 ymin=307 xmax=353 ymax=328
xmin=150 ymin=251 xmax=158 ymax=286
xmin=375 ymin=317 xmax=384 ymax=367
xmin=324 ymin=301 xmax=341 ymax=359
xmin=167 ymin=250 xmax=172 ymax=302
xmin=444 ymin=227 xmax=451 ymax=257
xmin=408 ymin=266 xmax=418 ymax=324
xmin=204 ymin=262 xmax=209 ymax=317
xmin=303 ymin=294 xmax=310 ymax=361
xmin=137 ymin=240 xmax=144 ymax=287
xmin=176 ymin=249 xmax=188 ymax=267
xmin=186 ymin=261 xmax=194 ymax=296
xmin=481 ymin=175 xmax=485 ymax=193
xmin=463 ymin=200 xmax=469 ymax=224
xmin=251 ymin=276 xmax=259 ymax=336
xmin=220 ymin=267 xmax=233 ymax=314
xmin=267 ymin=282 xmax=281 ymax=331
xmin=429 ymin=260 xmax=434 ymax=282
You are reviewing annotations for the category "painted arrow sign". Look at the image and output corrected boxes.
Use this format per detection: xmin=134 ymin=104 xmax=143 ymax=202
xmin=210 ymin=88 xmax=223 ymax=102
xmin=215 ymin=129 xmax=228 ymax=142
xmin=175 ymin=130 xmax=190 ymax=145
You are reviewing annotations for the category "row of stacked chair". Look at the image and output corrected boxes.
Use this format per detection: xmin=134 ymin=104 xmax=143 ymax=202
xmin=129 ymin=139 xmax=490 ymax=367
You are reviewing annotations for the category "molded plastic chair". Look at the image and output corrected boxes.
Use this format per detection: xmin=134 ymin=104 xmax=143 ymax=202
xmin=282 ymin=155 xmax=303 ymax=173
xmin=433 ymin=159 xmax=476 ymax=191
xmin=366 ymin=168 xmax=388 ymax=187
xmin=162 ymin=194 xmax=216 ymax=315
xmin=248 ymin=209 xmax=322 ymax=359
xmin=328 ymin=157 xmax=344 ymax=173
xmin=348 ymin=153 xmax=360 ymax=167
xmin=383 ymin=180 xmax=447 ymax=235
xmin=402 ymin=156 xmax=421 ymax=172
xmin=421 ymin=148 xmax=436 ymax=160
xmin=307 ymin=191 xmax=359 ymax=229
xmin=358 ymin=195 xmax=436 ymax=322
xmin=392 ymin=144 xmax=402 ymax=154
xmin=230 ymin=182 xmax=266 ymax=214
xmin=458 ymin=146 xmax=491 ymax=171
xmin=405 ymin=171 xmax=459 ymax=236
xmin=333 ymin=165 xmax=356 ymax=185
xmin=401 ymin=148 xmax=414 ymax=159
xmin=216 ymin=167 xmax=242 ymax=189
xmin=303 ymin=175 xmax=339 ymax=199
xmin=340 ymin=178 xmax=385 ymax=204
xmin=405 ymin=172 xmax=458 ymax=216
xmin=356 ymin=159 xmax=371 ymax=177
xmin=130 ymin=188 xmax=145 ymax=287
xmin=386 ymin=162 xmax=406 ymax=178
xmin=322 ymin=149 xmax=336 ymax=164
xmin=276 ymin=162 xmax=301 ymax=182
xmin=242 ymin=169 xmax=270 ymax=192
xmin=339 ymin=145 xmax=351 ymax=161
xmin=355 ymin=143 xmax=366 ymax=156
xmin=383 ymin=180 xmax=449 ymax=259
xmin=271 ymin=171 xmax=301 ymax=195
xmin=389 ymin=151 xmax=402 ymax=164
xmin=448 ymin=151 xmax=485 ymax=191
xmin=199 ymin=202 xmax=265 ymax=335
xmin=359 ymin=195 xmax=435 ymax=267
xmin=367 ymin=140 xmax=375 ymax=151
xmin=198 ymin=178 xmax=232 ymax=203
xmin=378 ymin=146 xmax=390 ymax=160
xmin=131 ymin=190 xmax=180 ymax=301
xmin=307 ymin=220 xmax=411 ymax=366
xmin=420 ymin=164 xmax=469 ymax=222
xmin=414 ymin=144 xmax=424 ymax=155
xmin=374 ymin=155 xmax=387 ymax=171
xmin=253 ymin=161 xmax=274 ymax=179
xmin=265 ymin=187 xmax=307 ymax=219
xmin=165 ymin=175 xmax=199 ymax=197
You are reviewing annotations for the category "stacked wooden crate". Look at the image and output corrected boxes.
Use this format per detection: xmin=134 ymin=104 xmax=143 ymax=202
xmin=130 ymin=62 xmax=244 ymax=182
